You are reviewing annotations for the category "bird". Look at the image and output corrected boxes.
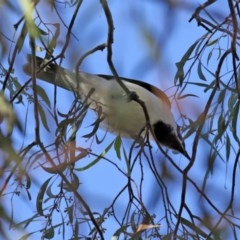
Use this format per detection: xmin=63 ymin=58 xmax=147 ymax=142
xmin=23 ymin=55 xmax=191 ymax=160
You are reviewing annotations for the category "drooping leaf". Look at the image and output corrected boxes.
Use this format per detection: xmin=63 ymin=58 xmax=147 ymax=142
xmin=217 ymin=89 xmax=226 ymax=103
xmin=181 ymin=39 xmax=199 ymax=63
xmin=180 ymin=217 xmax=214 ymax=240
xmin=207 ymin=50 xmax=213 ymax=66
xmin=177 ymin=93 xmax=199 ymax=99
xmin=36 ymin=177 xmax=52 ymax=216
xmin=19 ymin=0 xmax=40 ymax=38
xmin=46 ymin=23 xmax=60 ymax=56
xmin=114 ymin=135 xmax=122 ymax=160
xmin=197 ymin=61 xmax=206 ymax=81
xmin=174 ymin=61 xmax=184 ymax=86
xmin=217 ymin=114 xmax=226 ymax=140
xmin=225 ymin=134 xmax=231 ymax=161
xmin=41 ymin=162 xmax=67 ymax=174
xmin=38 ymin=102 xmax=50 ymax=132
xmin=62 ymin=172 xmax=80 ymax=192
xmin=15 ymin=212 xmax=39 ymax=229
xmin=35 ymin=84 xmax=51 ymax=107
xmin=82 ymin=116 xmax=104 ymax=138
xmin=57 ymin=118 xmax=75 ymax=138
xmin=65 ymin=205 xmax=74 ymax=224
xmin=75 ymin=140 xmax=114 ymax=171
xmin=16 ymin=22 xmax=28 ymax=53
xmin=74 ymin=220 xmax=79 ymax=238
xmin=25 ymin=172 xmax=31 ymax=189
xmin=18 ymin=231 xmax=36 ymax=240
xmin=36 ymin=26 xmax=48 ymax=35
xmin=112 ymin=225 xmax=129 ymax=238
xmin=190 ymin=82 xmax=210 ymax=89
xmin=206 ymin=38 xmax=219 ymax=46
xmin=25 ymin=189 xmax=32 ymax=201
xmin=0 ymin=91 xmax=16 ymax=134
xmin=175 ymin=40 xmax=199 ymax=86
xmin=46 ymin=182 xmax=58 ymax=198
xmin=232 ymin=100 xmax=240 ymax=144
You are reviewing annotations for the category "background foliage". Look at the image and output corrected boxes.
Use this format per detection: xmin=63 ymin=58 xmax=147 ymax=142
xmin=0 ymin=0 xmax=240 ymax=239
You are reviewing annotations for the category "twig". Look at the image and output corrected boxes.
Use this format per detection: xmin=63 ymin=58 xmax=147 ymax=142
xmin=174 ymin=82 xmax=218 ymax=236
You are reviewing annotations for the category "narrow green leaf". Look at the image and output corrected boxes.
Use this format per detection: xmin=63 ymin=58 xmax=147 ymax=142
xmin=57 ymin=118 xmax=74 ymax=137
xmin=18 ymin=231 xmax=36 ymax=240
xmin=114 ymin=135 xmax=122 ymax=159
xmin=232 ymin=101 xmax=240 ymax=144
xmin=180 ymin=217 xmax=213 ymax=239
xmin=175 ymin=40 xmax=199 ymax=85
xmin=217 ymin=114 xmax=226 ymax=140
xmin=82 ymin=116 xmax=104 ymax=138
xmin=225 ymin=134 xmax=231 ymax=161
xmin=197 ymin=61 xmax=206 ymax=81
xmin=74 ymin=220 xmax=79 ymax=239
xmin=36 ymin=177 xmax=52 ymax=216
xmin=66 ymin=205 xmax=74 ymax=224
xmin=216 ymin=47 xmax=222 ymax=61
xmin=47 ymin=23 xmax=60 ymax=53
xmin=36 ymin=26 xmax=48 ymax=35
xmin=46 ymin=183 xmax=58 ymax=198
xmin=75 ymin=140 xmax=115 ymax=171
xmin=25 ymin=172 xmax=31 ymax=189
xmin=122 ymin=143 xmax=131 ymax=174
xmin=174 ymin=61 xmax=184 ymax=85
xmin=16 ymin=22 xmax=28 ymax=53
xmin=228 ymin=93 xmax=235 ymax=109
xmin=177 ymin=93 xmax=199 ymax=99
xmin=217 ymin=89 xmax=226 ymax=103
xmin=12 ymin=76 xmax=25 ymax=96
xmin=15 ymin=212 xmax=39 ymax=229
xmin=38 ymin=103 xmax=50 ymax=132
xmin=190 ymin=82 xmax=209 ymax=88
xmin=74 ymin=155 xmax=101 ymax=171
xmin=112 ymin=225 xmax=129 ymax=238
xmin=35 ymin=85 xmax=51 ymax=107
xmin=206 ymin=38 xmax=218 ymax=46
xmin=162 ymin=233 xmax=173 ymax=240
xmin=184 ymin=118 xmax=199 ymax=139
xmin=207 ymin=50 xmax=213 ymax=66
xmin=25 ymin=189 xmax=32 ymax=201
xmin=62 ymin=172 xmax=80 ymax=192
xmin=19 ymin=1 xmax=40 ymax=38
xmin=0 ymin=91 xmax=16 ymax=134
xmin=41 ymin=162 xmax=67 ymax=174
xmin=182 ymin=40 xmax=199 ymax=63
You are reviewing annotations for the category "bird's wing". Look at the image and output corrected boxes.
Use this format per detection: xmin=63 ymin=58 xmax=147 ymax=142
xmin=23 ymin=55 xmax=171 ymax=108
xmin=97 ymin=74 xmax=171 ymax=108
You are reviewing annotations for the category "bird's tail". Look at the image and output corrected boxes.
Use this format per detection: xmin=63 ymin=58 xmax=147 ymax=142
xmin=23 ymin=55 xmax=79 ymax=92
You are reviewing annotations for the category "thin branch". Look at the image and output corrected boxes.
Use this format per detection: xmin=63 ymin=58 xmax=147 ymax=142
xmin=189 ymin=0 xmax=217 ymax=32
xmin=174 ymin=82 xmax=218 ymax=236
xmin=99 ymin=0 xmax=131 ymax=94
xmin=228 ymin=0 xmax=240 ymax=98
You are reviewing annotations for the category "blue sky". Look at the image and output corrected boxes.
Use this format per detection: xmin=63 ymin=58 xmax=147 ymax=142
xmin=1 ymin=0 xmax=238 ymax=239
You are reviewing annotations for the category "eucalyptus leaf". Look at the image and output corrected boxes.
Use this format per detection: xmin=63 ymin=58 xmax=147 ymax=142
xmin=36 ymin=177 xmax=52 ymax=216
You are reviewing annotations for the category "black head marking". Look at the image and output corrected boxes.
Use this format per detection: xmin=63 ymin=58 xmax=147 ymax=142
xmin=153 ymin=121 xmax=185 ymax=154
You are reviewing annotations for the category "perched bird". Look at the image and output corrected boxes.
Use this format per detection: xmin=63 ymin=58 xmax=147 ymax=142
xmin=23 ymin=55 xmax=190 ymax=160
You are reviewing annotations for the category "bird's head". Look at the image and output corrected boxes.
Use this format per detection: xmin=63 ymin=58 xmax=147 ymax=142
xmin=153 ymin=121 xmax=191 ymax=160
